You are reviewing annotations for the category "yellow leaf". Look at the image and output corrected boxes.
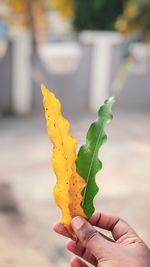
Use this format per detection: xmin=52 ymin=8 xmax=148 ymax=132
xmin=41 ymin=85 xmax=86 ymax=233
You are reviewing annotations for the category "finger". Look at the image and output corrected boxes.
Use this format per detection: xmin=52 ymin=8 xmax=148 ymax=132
xmin=90 ymin=213 xmax=137 ymax=242
xmin=53 ymin=221 xmax=114 ymax=244
xmin=71 ymin=216 xmax=111 ymax=259
xmin=66 ymin=240 xmax=97 ymax=266
xmin=71 ymin=257 xmax=89 ymax=267
xmin=53 ymin=222 xmax=71 ymax=238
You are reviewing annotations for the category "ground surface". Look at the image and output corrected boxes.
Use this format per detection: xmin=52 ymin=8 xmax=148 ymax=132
xmin=0 ymin=110 xmax=150 ymax=266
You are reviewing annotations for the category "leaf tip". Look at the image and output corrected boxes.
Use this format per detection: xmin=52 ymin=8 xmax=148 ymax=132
xmin=108 ymin=96 xmax=115 ymax=106
xmin=41 ymin=84 xmax=50 ymax=98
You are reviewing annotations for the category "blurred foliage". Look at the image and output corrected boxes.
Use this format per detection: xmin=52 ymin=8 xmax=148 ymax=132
xmin=4 ymin=0 xmax=150 ymax=41
xmin=73 ymin=0 xmax=124 ymax=31
xmin=4 ymin=0 xmax=50 ymax=33
xmin=4 ymin=0 xmax=74 ymax=33
xmin=116 ymin=0 xmax=150 ymax=40
xmin=4 ymin=0 xmax=51 ymax=44
xmin=50 ymin=0 xmax=74 ymax=18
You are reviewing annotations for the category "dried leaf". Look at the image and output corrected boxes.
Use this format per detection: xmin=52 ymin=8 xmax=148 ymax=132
xmin=41 ymin=85 xmax=86 ymax=231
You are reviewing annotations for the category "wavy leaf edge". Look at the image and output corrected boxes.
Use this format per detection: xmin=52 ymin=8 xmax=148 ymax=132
xmin=76 ymin=96 xmax=115 ymax=219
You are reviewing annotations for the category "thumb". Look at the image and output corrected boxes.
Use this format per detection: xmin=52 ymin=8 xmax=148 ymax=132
xmin=71 ymin=216 xmax=110 ymax=259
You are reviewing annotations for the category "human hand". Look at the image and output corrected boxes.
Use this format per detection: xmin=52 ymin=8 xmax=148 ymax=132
xmin=54 ymin=213 xmax=150 ymax=267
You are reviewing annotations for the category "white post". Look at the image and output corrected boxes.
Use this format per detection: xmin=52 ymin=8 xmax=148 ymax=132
xmin=90 ymin=38 xmax=112 ymax=110
xmin=11 ymin=29 xmax=32 ymax=115
xmin=80 ymin=31 xmax=123 ymax=112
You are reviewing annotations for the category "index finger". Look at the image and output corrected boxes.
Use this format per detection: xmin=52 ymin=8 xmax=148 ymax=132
xmin=90 ymin=213 xmax=137 ymax=242
xmin=53 ymin=222 xmax=72 ymax=238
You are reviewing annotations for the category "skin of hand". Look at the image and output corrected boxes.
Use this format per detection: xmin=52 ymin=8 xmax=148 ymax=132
xmin=53 ymin=213 xmax=150 ymax=267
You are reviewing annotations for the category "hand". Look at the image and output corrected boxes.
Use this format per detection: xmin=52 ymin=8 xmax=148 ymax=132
xmin=54 ymin=213 xmax=150 ymax=267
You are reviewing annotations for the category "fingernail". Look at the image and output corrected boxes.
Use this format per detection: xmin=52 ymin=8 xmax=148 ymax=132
xmin=72 ymin=216 xmax=85 ymax=231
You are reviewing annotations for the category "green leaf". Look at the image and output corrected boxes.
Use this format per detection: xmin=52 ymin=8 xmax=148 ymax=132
xmin=76 ymin=97 xmax=115 ymax=219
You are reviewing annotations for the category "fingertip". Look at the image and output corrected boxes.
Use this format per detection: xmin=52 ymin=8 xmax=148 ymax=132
xmin=71 ymin=257 xmax=77 ymax=267
xmin=66 ymin=239 xmax=73 ymax=250
xmin=71 ymin=257 xmax=88 ymax=267
xmin=53 ymin=222 xmax=61 ymax=232
xmin=53 ymin=222 xmax=71 ymax=238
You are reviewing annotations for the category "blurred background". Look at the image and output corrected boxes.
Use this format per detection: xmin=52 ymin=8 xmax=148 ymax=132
xmin=0 ymin=0 xmax=150 ymax=266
